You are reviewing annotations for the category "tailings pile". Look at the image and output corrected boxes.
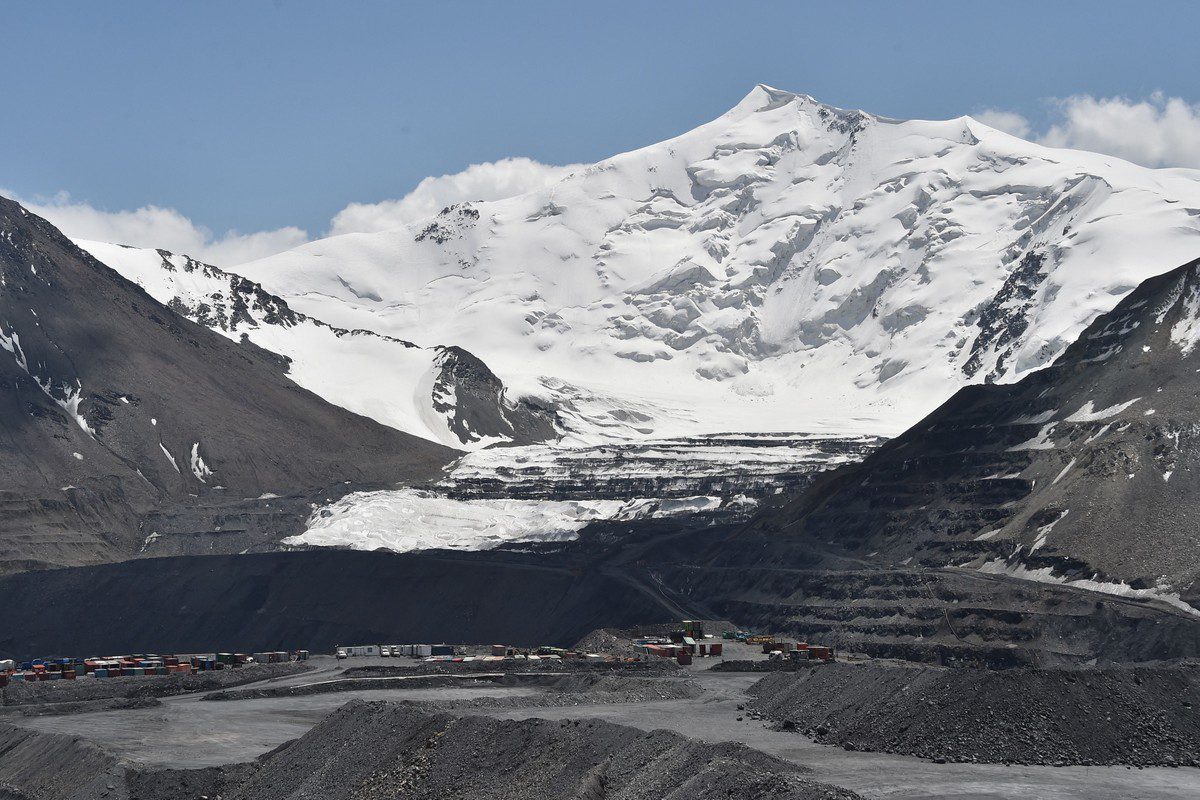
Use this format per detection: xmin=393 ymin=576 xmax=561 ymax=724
xmin=749 ymin=661 xmax=1200 ymax=766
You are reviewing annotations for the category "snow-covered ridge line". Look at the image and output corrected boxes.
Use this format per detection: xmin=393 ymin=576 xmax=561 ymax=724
xmin=78 ymin=241 xmax=555 ymax=450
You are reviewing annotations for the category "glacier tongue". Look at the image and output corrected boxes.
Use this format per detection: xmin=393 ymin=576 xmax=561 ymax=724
xmin=287 ymin=432 xmax=881 ymax=554
xmin=226 ymin=85 xmax=1200 ymax=441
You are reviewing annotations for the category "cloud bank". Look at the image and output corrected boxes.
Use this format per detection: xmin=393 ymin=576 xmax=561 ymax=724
xmin=329 ymin=157 xmax=583 ymax=236
xmin=4 ymin=158 xmax=576 ymax=267
xmin=5 ymin=191 xmax=310 ymax=267
xmin=977 ymin=92 xmax=1200 ymax=169
xmin=7 ymin=156 xmax=580 ymax=267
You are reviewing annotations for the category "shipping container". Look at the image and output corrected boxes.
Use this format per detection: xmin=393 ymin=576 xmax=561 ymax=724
xmin=339 ymin=645 xmax=380 ymax=657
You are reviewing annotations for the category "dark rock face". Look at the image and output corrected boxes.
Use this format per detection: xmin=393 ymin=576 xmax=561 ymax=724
xmin=431 ymin=346 xmax=559 ymax=446
xmin=750 ymin=255 xmax=1200 ymax=608
xmin=963 ymin=250 xmax=1048 ymax=380
xmin=158 ymin=249 xmax=305 ymax=333
xmin=0 ymin=197 xmax=457 ymax=573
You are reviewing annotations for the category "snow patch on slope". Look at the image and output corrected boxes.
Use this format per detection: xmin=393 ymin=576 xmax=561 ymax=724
xmin=284 ymin=488 xmax=721 ymax=553
xmin=980 ymin=558 xmax=1200 ymax=617
xmin=1065 ymin=398 xmax=1141 ymax=423
xmin=189 ymin=443 xmax=213 ymax=482
xmin=0 ymin=323 xmax=94 ymax=435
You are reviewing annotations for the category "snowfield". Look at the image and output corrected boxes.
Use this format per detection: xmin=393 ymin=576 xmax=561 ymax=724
xmin=226 ymin=84 xmax=1200 ymax=441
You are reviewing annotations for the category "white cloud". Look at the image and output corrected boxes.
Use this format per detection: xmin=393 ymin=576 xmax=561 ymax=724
xmin=973 ymin=109 xmax=1032 ymax=139
xmin=975 ymin=92 xmax=1200 ymax=169
xmin=1039 ymin=92 xmax=1200 ymax=169
xmin=5 ymin=156 xmax=581 ymax=266
xmin=328 ymin=157 xmax=583 ymax=236
xmin=4 ymin=191 xmax=310 ymax=267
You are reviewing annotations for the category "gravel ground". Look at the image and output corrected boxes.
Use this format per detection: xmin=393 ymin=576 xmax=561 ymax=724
xmin=749 ymin=661 xmax=1200 ymax=766
xmin=414 ymin=674 xmax=703 ymax=710
xmin=203 ymin=673 xmax=508 ymax=701
xmin=340 ymin=658 xmax=681 ymax=678
xmin=204 ymin=671 xmax=702 ymax=709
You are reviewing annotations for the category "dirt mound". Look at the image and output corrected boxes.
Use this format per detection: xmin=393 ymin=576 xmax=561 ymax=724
xmin=0 ymin=696 xmax=161 ymax=718
xmin=1 ymin=662 xmax=310 ymax=707
xmin=709 ymin=660 xmax=812 ymax=672
xmin=749 ymin=661 xmax=1200 ymax=767
xmin=0 ymin=723 xmax=126 ymax=799
xmin=0 ymin=703 xmax=860 ymax=799
xmin=221 ymin=701 xmax=859 ymax=799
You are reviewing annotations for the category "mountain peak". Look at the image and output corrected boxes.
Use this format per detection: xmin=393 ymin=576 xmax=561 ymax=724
xmin=730 ymin=83 xmax=829 ymax=117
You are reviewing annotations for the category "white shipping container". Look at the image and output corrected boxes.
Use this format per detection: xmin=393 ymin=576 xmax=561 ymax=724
xmin=339 ymin=645 xmax=380 ymax=657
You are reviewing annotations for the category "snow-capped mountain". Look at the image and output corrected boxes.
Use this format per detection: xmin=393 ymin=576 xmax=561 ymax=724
xmin=224 ymin=85 xmax=1200 ymax=441
xmin=79 ymin=242 xmax=558 ymax=449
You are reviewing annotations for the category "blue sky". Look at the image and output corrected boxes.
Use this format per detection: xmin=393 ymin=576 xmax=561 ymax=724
xmin=5 ymin=1 xmax=1200 ymax=262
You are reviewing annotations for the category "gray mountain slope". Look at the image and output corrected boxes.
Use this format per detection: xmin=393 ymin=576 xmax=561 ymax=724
xmin=749 ymin=254 xmax=1200 ymax=607
xmin=0 ymin=197 xmax=457 ymax=572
